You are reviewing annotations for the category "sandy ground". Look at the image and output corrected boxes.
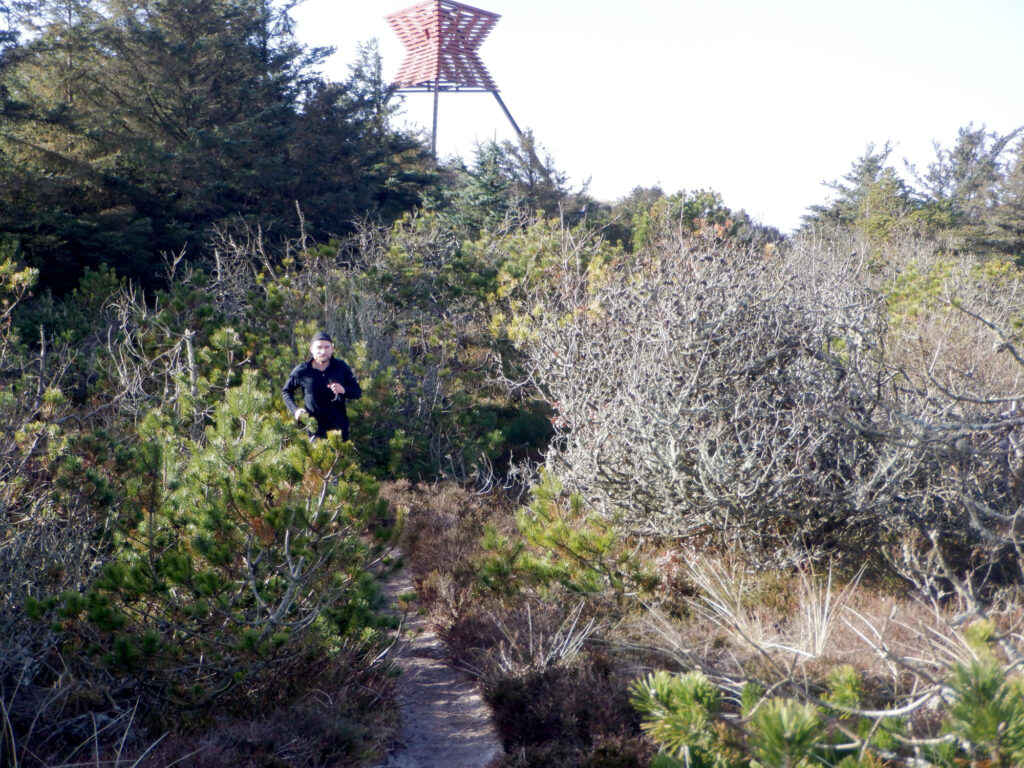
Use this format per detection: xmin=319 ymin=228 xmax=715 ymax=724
xmin=374 ymin=566 xmax=504 ymax=768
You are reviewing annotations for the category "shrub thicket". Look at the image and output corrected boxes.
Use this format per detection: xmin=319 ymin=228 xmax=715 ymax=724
xmin=499 ymin=220 xmax=1024 ymax=594
xmin=4 ymin=121 xmax=1024 ymax=768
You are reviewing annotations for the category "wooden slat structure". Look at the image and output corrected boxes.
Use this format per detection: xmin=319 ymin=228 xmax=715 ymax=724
xmin=386 ymin=0 xmax=500 ymax=91
xmin=385 ymin=0 xmax=521 ymax=154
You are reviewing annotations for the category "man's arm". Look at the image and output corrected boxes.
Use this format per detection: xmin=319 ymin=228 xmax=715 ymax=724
xmin=282 ymin=369 xmax=304 ymax=418
xmin=340 ymin=361 xmax=361 ymax=400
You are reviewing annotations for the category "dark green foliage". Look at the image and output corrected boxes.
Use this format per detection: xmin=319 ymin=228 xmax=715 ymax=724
xmin=631 ymin=670 xmax=846 ymax=768
xmin=993 ymin=139 xmax=1024 ymax=264
xmin=917 ymin=124 xmax=1021 ymax=222
xmin=803 ymin=142 xmax=931 ymax=242
xmin=427 ymin=133 xmax=588 ymax=239
xmin=629 ymin=671 xmax=731 ymax=768
xmin=439 ymin=141 xmax=521 ymax=237
xmin=45 ymin=372 xmax=390 ymax=709
xmin=902 ymin=123 xmax=1024 ymax=260
xmin=479 ymin=471 xmax=658 ymax=597
xmin=0 ymin=1 xmax=14 ymax=46
xmin=632 ymin=661 xmax=1024 ymax=768
xmin=939 ymin=659 xmax=1024 ymax=768
xmin=0 ymin=2 xmax=436 ymax=293
xmin=805 ymin=125 xmax=1024 ymax=261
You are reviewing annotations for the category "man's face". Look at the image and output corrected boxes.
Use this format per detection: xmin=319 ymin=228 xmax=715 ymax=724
xmin=310 ymin=340 xmax=333 ymax=364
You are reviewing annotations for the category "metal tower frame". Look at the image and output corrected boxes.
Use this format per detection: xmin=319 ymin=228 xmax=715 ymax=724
xmin=385 ymin=0 xmax=521 ymax=156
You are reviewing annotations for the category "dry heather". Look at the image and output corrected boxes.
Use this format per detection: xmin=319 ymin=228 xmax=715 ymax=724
xmin=144 ymin=643 xmax=398 ymax=768
xmin=393 ymin=473 xmax=1023 ymax=766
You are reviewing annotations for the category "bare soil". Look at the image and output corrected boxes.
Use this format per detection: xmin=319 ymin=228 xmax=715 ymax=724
xmin=374 ymin=565 xmax=503 ymax=768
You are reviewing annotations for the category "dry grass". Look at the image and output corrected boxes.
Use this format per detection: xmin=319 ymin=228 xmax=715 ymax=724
xmin=684 ymin=559 xmax=780 ymax=652
xmin=393 ymin=478 xmax=1024 ymax=766
xmin=0 ymin=632 xmax=398 ymax=768
xmin=391 ymin=481 xmax=654 ymax=767
xmin=623 ymin=551 xmax=967 ymax=715
xmin=143 ymin=639 xmax=399 ymax=768
xmin=489 ymin=600 xmax=604 ymax=677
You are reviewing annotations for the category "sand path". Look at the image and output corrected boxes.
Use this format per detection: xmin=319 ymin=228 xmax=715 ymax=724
xmin=375 ymin=566 xmax=503 ymax=768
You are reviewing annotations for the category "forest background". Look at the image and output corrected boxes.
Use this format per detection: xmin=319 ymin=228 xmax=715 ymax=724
xmin=2 ymin=1 xmax=1024 ymax=766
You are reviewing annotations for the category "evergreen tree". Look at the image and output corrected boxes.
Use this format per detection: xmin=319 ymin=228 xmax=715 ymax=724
xmin=991 ymin=137 xmax=1024 ymax=262
xmin=910 ymin=123 xmax=1023 ymax=258
xmin=432 ymin=134 xmax=582 ymax=238
xmin=803 ymin=142 xmax=924 ymax=240
xmin=495 ymin=130 xmax=577 ymax=221
xmin=443 ymin=140 xmax=519 ymax=236
xmin=808 ymin=126 xmax=1024 ymax=259
xmin=916 ymin=123 xmax=1021 ymax=222
xmin=0 ymin=1 xmax=435 ymax=292
xmin=43 ymin=370 xmax=389 ymax=709
xmin=0 ymin=0 xmax=17 ymax=54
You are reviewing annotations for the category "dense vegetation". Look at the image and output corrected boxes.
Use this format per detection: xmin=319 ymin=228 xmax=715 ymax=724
xmin=0 ymin=0 xmax=436 ymax=294
xmin=3 ymin=1 xmax=1024 ymax=766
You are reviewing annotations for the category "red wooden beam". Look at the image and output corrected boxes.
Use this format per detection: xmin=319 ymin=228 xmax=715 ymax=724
xmin=386 ymin=0 xmax=501 ymax=91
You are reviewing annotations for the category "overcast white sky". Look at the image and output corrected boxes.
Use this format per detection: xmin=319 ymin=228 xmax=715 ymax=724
xmin=291 ymin=0 xmax=1024 ymax=233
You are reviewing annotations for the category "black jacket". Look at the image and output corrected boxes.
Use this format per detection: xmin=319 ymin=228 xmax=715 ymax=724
xmin=282 ymin=357 xmax=361 ymax=438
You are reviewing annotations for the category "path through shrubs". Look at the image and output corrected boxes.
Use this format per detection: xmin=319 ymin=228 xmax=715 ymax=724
xmin=378 ymin=564 xmax=503 ymax=768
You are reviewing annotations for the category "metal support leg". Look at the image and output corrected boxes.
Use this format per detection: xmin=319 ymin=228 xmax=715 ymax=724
xmin=431 ymin=86 xmax=440 ymax=157
xmin=492 ymin=91 xmax=522 ymax=137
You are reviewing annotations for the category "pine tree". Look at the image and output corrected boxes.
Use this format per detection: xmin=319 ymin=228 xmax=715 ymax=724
xmin=0 ymin=0 xmax=436 ymax=292
xmin=803 ymin=142 xmax=925 ymax=241
xmin=49 ymin=370 xmax=389 ymax=708
xmin=988 ymin=136 xmax=1024 ymax=263
xmin=914 ymin=123 xmax=1024 ymax=258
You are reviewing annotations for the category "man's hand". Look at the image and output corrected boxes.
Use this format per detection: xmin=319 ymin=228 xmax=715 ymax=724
xmin=294 ymin=408 xmax=308 ymax=423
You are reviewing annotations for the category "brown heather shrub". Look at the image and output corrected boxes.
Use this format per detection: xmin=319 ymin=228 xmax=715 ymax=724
xmin=483 ymin=649 xmax=653 ymax=768
xmin=1 ymin=635 xmax=398 ymax=768
xmin=437 ymin=601 xmax=508 ymax=670
xmin=383 ymin=480 xmax=516 ymax=615
xmin=144 ymin=639 xmax=398 ymax=768
xmin=384 ymin=479 xmax=653 ymax=766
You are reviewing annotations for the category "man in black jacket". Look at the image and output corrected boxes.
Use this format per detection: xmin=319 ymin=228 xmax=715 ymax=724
xmin=282 ymin=331 xmax=362 ymax=440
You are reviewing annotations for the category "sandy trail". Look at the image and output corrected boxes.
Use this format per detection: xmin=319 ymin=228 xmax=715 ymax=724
xmin=375 ymin=566 xmax=503 ymax=768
